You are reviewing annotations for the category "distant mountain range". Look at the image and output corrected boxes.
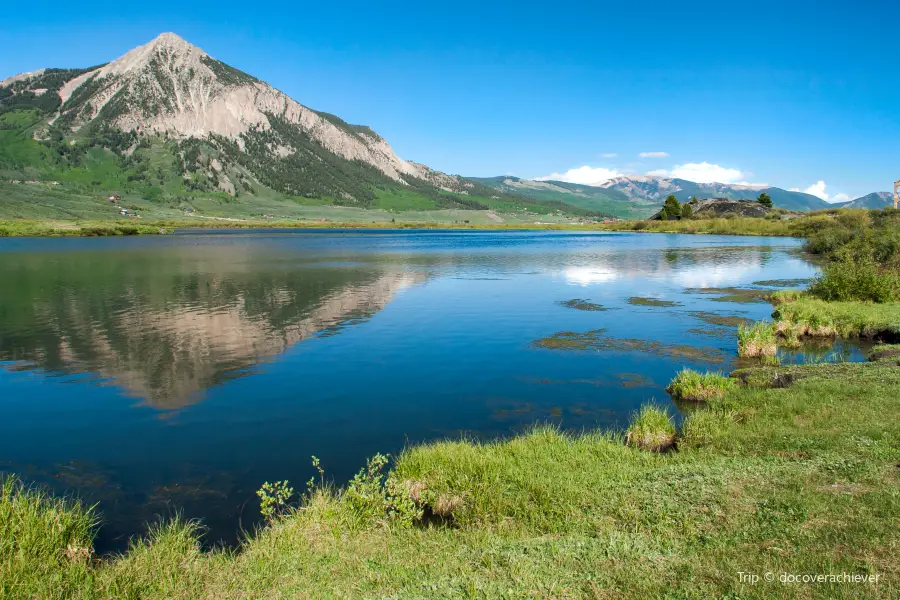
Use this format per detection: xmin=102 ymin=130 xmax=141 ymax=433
xmin=833 ymin=192 xmax=894 ymax=209
xmin=474 ymin=175 xmax=896 ymax=217
xmin=472 ymin=175 xmax=866 ymax=216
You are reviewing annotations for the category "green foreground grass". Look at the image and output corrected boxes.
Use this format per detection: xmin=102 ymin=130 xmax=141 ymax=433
xmin=3 ymin=357 xmax=899 ymax=599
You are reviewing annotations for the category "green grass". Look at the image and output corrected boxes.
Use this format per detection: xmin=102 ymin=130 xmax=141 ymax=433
xmin=624 ymin=404 xmax=677 ymax=452
xmin=738 ymin=321 xmax=778 ymax=358
xmin=596 ymin=216 xmax=798 ymax=236
xmin=0 ymin=220 xmax=167 ymax=237
xmin=666 ymin=368 xmax=735 ymax=402
xmin=3 ymin=359 xmax=899 ymax=598
xmin=772 ymin=293 xmax=900 ymax=339
xmin=868 ymin=344 xmax=900 ymax=362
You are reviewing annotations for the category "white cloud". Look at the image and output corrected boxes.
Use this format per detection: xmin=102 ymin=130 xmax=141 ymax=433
xmin=600 ymin=153 xmax=618 ymax=158
xmin=831 ymin=193 xmax=850 ymax=203
xmin=535 ymin=166 xmax=620 ymax=185
xmin=646 ymin=169 xmax=670 ymax=177
xmin=800 ymin=180 xmax=829 ymax=200
xmin=669 ymin=162 xmax=744 ymax=184
xmin=639 ymin=151 xmax=669 ymax=158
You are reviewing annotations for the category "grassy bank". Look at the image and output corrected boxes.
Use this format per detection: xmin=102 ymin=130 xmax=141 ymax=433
xmin=0 ymin=220 xmax=169 ymax=237
xmin=3 ymin=356 xmax=898 ymax=599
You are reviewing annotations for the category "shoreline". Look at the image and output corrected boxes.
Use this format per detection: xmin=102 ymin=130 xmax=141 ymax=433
xmin=0 ymin=215 xmax=805 ymax=238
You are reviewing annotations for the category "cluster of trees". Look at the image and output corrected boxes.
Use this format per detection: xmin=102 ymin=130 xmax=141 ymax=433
xmin=657 ymin=192 xmax=775 ymax=220
xmin=657 ymin=195 xmax=695 ymax=220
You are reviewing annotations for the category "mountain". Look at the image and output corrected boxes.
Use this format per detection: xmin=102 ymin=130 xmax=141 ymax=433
xmin=596 ymin=176 xmax=833 ymax=212
xmin=474 ymin=174 xmax=835 ymax=215
xmin=838 ymin=192 xmax=894 ymax=209
xmin=0 ymin=33 xmax=602 ymax=221
xmin=468 ymin=176 xmax=658 ymax=219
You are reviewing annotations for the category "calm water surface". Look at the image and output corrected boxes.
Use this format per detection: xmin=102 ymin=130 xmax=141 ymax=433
xmin=0 ymin=230 xmax=858 ymax=550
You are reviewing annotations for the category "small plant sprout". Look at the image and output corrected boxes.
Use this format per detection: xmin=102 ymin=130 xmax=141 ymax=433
xmin=307 ymin=455 xmax=326 ymax=493
xmin=257 ymin=480 xmax=295 ymax=522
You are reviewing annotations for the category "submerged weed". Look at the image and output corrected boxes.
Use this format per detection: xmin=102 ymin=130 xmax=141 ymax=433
xmin=627 ymin=296 xmax=683 ymax=307
xmin=558 ymin=298 xmax=611 ymax=311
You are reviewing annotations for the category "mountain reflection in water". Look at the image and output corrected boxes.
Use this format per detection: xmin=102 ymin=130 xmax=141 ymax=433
xmin=0 ymin=245 xmax=422 ymax=408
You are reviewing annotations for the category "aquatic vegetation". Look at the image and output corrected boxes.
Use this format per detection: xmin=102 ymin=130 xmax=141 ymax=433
xmin=753 ymin=278 xmax=813 ymax=288
xmin=614 ymin=372 xmax=654 ymax=388
xmin=686 ymin=326 xmax=732 ymax=339
xmin=685 ymin=287 xmax=771 ymax=304
xmin=627 ymin=296 xmax=682 ymax=307
xmin=666 ymin=368 xmax=735 ymax=402
xmin=687 ymin=311 xmax=755 ymax=328
xmin=737 ymin=321 xmax=778 ymax=358
xmin=533 ymin=330 xmax=726 ymax=363
xmin=558 ymin=298 xmax=610 ymax=311
xmin=624 ymin=404 xmax=676 ymax=452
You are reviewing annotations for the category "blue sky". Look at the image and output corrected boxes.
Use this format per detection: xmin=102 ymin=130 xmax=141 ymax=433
xmin=2 ymin=0 xmax=898 ymax=199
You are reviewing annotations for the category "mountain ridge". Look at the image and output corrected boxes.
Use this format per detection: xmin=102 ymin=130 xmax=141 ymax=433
xmin=472 ymin=174 xmax=870 ymax=214
xmin=2 ymin=33 xmax=610 ymax=220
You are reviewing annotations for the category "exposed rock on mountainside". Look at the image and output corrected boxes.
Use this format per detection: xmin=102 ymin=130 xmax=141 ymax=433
xmin=16 ymin=33 xmax=419 ymax=181
xmin=5 ymin=33 xmax=601 ymax=217
xmin=652 ymin=198 xmax=772 ymax=219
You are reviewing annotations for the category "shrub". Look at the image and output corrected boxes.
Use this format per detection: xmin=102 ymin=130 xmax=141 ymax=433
xmin=257 ymin=480 xmax=295 ymax=522
xmin=808 ymin=252 xmax=900 ymax=302
xmin=625 ymin=405 xmax=676 ymax=452
xmin=738 ymin=322 xmax=777 ymax=358
xmin=666 ymin=369 xmax=735 ymax=402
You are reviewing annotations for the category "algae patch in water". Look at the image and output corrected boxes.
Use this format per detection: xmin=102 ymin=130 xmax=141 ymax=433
xmin=627 ymin=297 xmax=683 ymax=307
xmin=752 ymin=278 xmax=813 ymax=288
xmin=687 ymin=326 xmax=733 ymax=340
xmin=688 ymin=311 xmax=755 ymax=328
xmin=614 ymin=373 xmax=655 ymax=388
xmin=684 ymin=287 xmax=772 ymax=304
xmin=533 ymin=329 xmax=726 ymax=363
xmin=558 ymin=298 xmax=611 ymax=311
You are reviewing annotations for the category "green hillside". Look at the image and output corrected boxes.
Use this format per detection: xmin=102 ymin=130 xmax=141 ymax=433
xmin=0 ymin=68 xmax=611 ymax=223
xmin=470 ymin=176 xmax=658 ymax=219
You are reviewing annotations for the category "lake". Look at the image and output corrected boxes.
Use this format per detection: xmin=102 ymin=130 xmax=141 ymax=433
xmin=0 ymin=230 xmax=859 ymax=550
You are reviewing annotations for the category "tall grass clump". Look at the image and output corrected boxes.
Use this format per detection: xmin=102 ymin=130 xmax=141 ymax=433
xmin=737 ymin=322 xmax=777 ymax=358
xmin=0 ymin=476 xmax=97 ymax=598
xmin=625 ymin=405 xmax=676 ymax=452
xmin=666 ymin=368 xmax=735 ymax=402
